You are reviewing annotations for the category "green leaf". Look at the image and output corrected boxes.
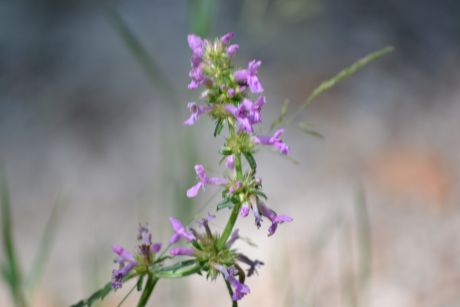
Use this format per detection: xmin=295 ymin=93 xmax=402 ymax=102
xmin=243 ymin=152 xmax=257 ymax=172
xmin=252 ymin=190 xmax=268 ymax=200
xmin=154 ymin=255 xmax=171 ymax=264
xmin=136 ymin=275 xmax=144 ymax=291
xmin=214 ymin=119 xmax=224 ymax=137
xmin=71 ymin=282 xmax=113 ymax=307
xmin=270 ymin=99 xmax=290 ymax=130
xmin=217 ymin=198 xmax=234 ymax=211
xmin=0 ymin=168 xmax=26 ymax=307
xmin=286 ymin=46 xmax=394 ymax=125
xmin=297 ymin=122 xmax=324 ymax=139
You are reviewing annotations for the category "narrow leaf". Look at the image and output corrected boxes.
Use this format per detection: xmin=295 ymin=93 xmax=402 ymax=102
xmin=0 ymin=168 xmax=26 ymax=307
xmin=297 ymin=122 xmax=323 ymax=139
xmin=243 ymin=152 xmax=257 ymax=172
xmin=70 ymin=282 xmax=113 ymax=307
xmin=287 ymin=46 xmax=394 ymax=125
xmin=217 ymin=198 xmax=234 ymax=211
xmin=214 ymin=119 xmax=224 ymax=137
xmin=136 ymin=275 xmax=144 ymax=291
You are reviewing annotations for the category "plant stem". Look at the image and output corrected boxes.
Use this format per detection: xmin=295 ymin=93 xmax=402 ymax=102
xmin=217 ymin=153 xmax=243 ymax=249
xmin=234 ymin=153 xmax=243 ymax=181
xmin=136 ymin=274 xmax=158 ymax=307
xmin=217 ymin=200 xmax=241 ymax=250
xmin=225 ymin=280 xmax=238 ymax=307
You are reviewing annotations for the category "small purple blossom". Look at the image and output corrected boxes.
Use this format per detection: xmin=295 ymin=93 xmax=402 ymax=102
xmin=240 ymin=203 xmax=250 ymax=217
xmin=169 ymin=216 xmax=196 ymax=243
xmin=220 ymin=32 xmax=234 ymax=45
xmin=225 ymin=103 xmax=253 ymax=133
xmin=257 ymin=202 xmax=293 ymax=236
xmin=111 ymin=245 xmax=138 ymax=289
xmin=151 ymin=243 xmax=162 ymax=253
xmin=234 ymin=60 xmax=264 ymax=93
xmin=227 ymin=44 xmax=239 ymax=56
xmin=218 ymin=266 xmax=251 ymax=301
xmin=243 ymin=96 xmax=265 ymax=124
xmin=253 ymin=129 xmax=289 ymax=155
xmin=188 ymin=65 xmax=207 ymax=90
xmin=188 ymin=34 xmax=204 ymax=57
xmin=170 ymin=247 xmax=195 ymax=257
xmin=187 ymin=165 xmax=228 ymax=198
xmin=226 ymin=155 xmax=235 ymax=169
xmin=187 ymin=34 xmax=208 ymax=90
xmin=227 ymin=88 xmax=236 ymax=97
xmin=184 ymin=102 xmax=212 ymax=125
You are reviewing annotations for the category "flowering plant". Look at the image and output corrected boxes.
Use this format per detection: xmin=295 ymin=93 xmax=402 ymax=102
xmin=72 ymin=31 xmax=392 ymax=307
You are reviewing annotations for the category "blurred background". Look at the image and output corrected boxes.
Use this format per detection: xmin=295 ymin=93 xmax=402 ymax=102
xmin=1 ymin=0 xmax=460 ymax=306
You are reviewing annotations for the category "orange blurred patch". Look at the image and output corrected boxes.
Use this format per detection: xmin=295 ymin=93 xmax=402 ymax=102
xmin=368 ymin=148 xmax=452 ymax=209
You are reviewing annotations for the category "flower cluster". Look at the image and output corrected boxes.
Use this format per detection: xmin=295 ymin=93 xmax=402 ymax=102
xmin=111 ymin=224 xmax=162 ymax=289
xmin=168 ymin=213 xmax=262 ymax=301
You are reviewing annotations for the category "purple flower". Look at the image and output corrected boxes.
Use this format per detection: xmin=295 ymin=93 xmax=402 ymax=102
xmin=188 ymin=34 xmax=204 ymax=57
xmin=137 ymin=224 xmax=152 ymax=246
xmin=257 ymin=202 xmax=293 ymax=236
xmin=187 ymin=34 xmax=209 ymax=90
xmin=151 ymin=243 xmax=162 ymax=253
xmin=113 ymin=245 xmax=136 ymax=263
xmin=234 ymin=60 xmax=264 ymax=93
xmin=218 ymin=266 xmax=251 ymax=301
xmin=240 ymin=203 xmax=250 ymax=217
xmin=170 ymin=247 xmax=195 ymax=257
xmin=225 ymin=103 xmax=253 ymax=133
xmin=227 ymin=44 xmax=239 ymax=56
xmin=242 ymin=96 xmax=265 ymax=124
xmin=220 ymin=32 xmax=234 ymax=45
xmin=252 ymin=129 xmax=289 ymax=155
xmin=111 ymin=245 xmax=138 ymax=289
xmin=226 ymin=155 xmax=235 ymax=169
xmin=188 ymin=65 xmax=207 ymax=90
xmin=112 ymin=261 xmax=137 ymax=290
xmin=187 ymin=165 xmax=228 ymax=198
xmin=169 ymin=217 xmax=196 ymax=243
xmin=184 ymin=102 xmax=212 ymax=125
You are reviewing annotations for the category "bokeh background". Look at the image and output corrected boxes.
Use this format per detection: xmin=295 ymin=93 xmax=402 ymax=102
xmin=1 ymin=0 xmax=460 ymax=306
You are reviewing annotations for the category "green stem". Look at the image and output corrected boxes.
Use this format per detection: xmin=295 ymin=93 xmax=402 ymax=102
xmin=234 ymin=153 xmax=243 ymax=181
xmin=217 ymin=153 xmax=243 ymax=250
xmin=217 ymin=200 xmax=241 ymax=250
xmin=136 ymin=274 xmax=158 ymax=307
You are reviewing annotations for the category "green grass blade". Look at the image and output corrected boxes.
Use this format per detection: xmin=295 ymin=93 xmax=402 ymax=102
xmin=189 ymin=0 xmax=217 ymax=36
xmin=270 ymin=99 xmax=289 ymax=131
xmin=26 ymin=197 xmax=63 ymax=293
xmin=0 ymin=168 xmax=27 ymax=307
xmin=286 ymin=46 xmax=394 ymax=125
xmin=106 ymin=9 xmax=179 ymax=103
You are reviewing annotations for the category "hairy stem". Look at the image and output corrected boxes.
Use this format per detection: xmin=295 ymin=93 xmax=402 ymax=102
xmin=136 ymin=274 xmax=158 ymax=307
